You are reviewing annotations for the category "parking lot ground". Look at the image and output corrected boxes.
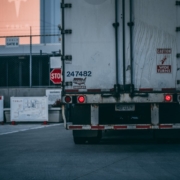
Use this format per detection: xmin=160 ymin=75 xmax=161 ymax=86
xmin=0 ymin=123 xmax=61 ymax=136
xmin=0 ymin=124 xmax=180 ymax=180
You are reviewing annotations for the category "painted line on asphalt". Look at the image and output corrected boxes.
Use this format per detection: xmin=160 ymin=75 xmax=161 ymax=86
xmin=0 ymin=124 xmax=63 ymax=136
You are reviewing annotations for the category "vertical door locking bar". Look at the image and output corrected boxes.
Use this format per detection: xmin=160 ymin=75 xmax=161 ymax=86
xmin=113 ymin=0 xmax=120 ymax=97
xmin=128 ymin=0 xmax=134 ymax=96
xmin=61 ymin=0 xmax=72 ymax=96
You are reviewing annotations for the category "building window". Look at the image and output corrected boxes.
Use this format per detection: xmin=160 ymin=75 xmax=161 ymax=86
xmin=0 ymin=55 xmax=59 ymax=87
xmin=8 ymin=56 xmax=29 ymax=87
xmin=0 ymin=58 xmax=8 ymax=87
xmin=32 ymin=55 xmax=49 ymax=86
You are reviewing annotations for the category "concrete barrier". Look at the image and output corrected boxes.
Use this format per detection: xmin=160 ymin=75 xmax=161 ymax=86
xmin=0 ymin=88 xmax=62 ymax=123
xmin=48 ymin=108 xmax=62 ymax=123
xmin=4 ymin=108 xmax=62 ymax=123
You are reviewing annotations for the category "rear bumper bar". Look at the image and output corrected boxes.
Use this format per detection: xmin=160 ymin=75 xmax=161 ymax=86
xmin=62 ymin=93 xmax=179 ymax=104
xmin=66 ymin=123 xmax=180 ymax=130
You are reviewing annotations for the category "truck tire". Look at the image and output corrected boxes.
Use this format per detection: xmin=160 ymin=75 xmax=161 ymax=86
xmin=88 ymin=131 xmax=102 ymax=144
xmin=73 ymin=131 xmax=102 ymax=144
xmin=73 ymin=137 xmax=86 ymax=144
xmin=88 ymin=137 xmax=100 ymax=144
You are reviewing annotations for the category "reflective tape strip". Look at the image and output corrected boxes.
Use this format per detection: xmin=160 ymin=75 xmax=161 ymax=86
xmin=139 ymin=88 xmax=177 ymax=92
xmin=114 ymin=125 xmax=127 ymax=129
xmin=68 ymin=125 xmax=83 ymax=129
xmin=91 ymin=125 xmax=105 ymax=130
xmin=159 ymin=124 xmax=173 ymax=129
xmin=172 ymin=124 xmax=180 ymax=129
xmin=136 ymin=125 xmax=151 ymax=129
xmin=162 ymin=88 xmax=176 ymax=92
xmin=139 ymin=88 xmax=153 ymax=92
xmin=87 ymin=89 xmax=101 ymax=92
xmin=158 ymin=124 xmax=180 ymax=129
xmin=65 ymin=89 xmax=78 ymax=93
xmin=67 ymin=124 xmax=180 ymax=130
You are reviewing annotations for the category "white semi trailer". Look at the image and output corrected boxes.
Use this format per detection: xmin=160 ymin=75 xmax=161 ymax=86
xmin=61 ymin=0 xmax=180 ymax=144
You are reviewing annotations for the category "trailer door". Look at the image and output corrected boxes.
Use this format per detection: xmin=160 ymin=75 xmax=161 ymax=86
xmin=130 ymin=0 xmax=179 ymax=90
xmin=62 ymin=0 xmax=118 ymax=92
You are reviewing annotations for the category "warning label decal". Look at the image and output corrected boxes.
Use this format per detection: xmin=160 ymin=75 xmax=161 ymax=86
xmin=156 ymin=48 xmax=172 ymax=73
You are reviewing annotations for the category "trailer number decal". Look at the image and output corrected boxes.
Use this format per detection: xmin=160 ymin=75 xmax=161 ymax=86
xmin=156 ymin=48 xmax=172 ymax=73
xmin=67 ymin=71 xmax=92 ymax=77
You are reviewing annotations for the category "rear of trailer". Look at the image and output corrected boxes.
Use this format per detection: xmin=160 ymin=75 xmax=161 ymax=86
xmin=60 ymin=0 xmax=180 ymax=143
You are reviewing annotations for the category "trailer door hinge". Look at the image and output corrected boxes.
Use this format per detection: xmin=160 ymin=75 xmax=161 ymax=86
xmin=61 ymin=3 xmax=72 ymax=8
xmin=176 ymin=1 xmax=180 ymax=5
xmin=61 ymin=29 xmax=72 ymax=34
xmin=61 ymin=55 xmax=72 ymax=61
xmin=65 ymin=82 xmax=72 ymax=86
xmin=176 ymin=27 xmax=180 ymax=32
xmin=112 ymin=22 xmax=119 ymax=27
xmin=127 ymin=22 xmax=134 ymax=26
xmin=177 ymin=54 xmax=180 ymax=58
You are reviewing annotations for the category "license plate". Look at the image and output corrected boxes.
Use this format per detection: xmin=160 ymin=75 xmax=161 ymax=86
xmin=115 ymin=104 xmax=135 ymax=111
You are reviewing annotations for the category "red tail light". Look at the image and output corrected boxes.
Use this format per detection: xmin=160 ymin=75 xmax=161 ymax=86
xmin=77 ymin=95 xmax=86 ymax=103
xmin=164 ymin=94 xmax=172 ymax=102
xmin=65 ymin=96 xmax=72 ymax=103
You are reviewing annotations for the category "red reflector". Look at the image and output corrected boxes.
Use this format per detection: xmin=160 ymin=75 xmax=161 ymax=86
xmin=136 ymin=125 xmax=151 ymax=129
xmin=91 ymin=125 xmax=104 ymax=130
xmin=65 ymin=96 xmax=71 ymax=103
xmin=77 ymin=96 xmax=85 ymax=103
xmin=159 ymin=124 xmax=173 ymax=129
xmin=164 ymin=94 xmax=172 ymax=102
xmin=0 ymin=96 xmax=1 ymax=100
xmin=114 ymin=125 xmax=127 ymax=129
xmin=69 ymin=125 xmax=82 ymax=129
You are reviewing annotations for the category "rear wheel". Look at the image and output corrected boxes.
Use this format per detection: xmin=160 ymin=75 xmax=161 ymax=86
xmin=73 ymin=129 xmax=102 ymax=144
xmin=73 ymin=137 xmax=87 ymax=144
xmin=88 ymin=131 xmax=102 ymax=144
xmin=88 ymin=137 xmax=100 ymax=144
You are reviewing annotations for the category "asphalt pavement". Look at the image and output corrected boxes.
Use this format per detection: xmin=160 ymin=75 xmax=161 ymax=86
xmin=0 ymin=123 xmax=180 ymax=180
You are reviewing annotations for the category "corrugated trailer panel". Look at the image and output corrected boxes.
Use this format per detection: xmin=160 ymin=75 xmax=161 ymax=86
xmin=131 ymin=0 xmax=178 ymax=90
xmin=61 ymin=0 xmax=180 ymax=144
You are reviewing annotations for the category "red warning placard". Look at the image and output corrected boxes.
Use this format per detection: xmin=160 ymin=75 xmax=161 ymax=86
xmin=157 ymin=65 xmax=171 ymax=73
xmin=156 ymin=48 xmax=172 ymax=73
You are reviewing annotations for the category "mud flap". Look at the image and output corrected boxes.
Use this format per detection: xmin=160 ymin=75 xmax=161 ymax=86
xmin=73 ymin=130 xmax=102 ymax=144
xmin=73 ymin=130 xmax=99 ymax=138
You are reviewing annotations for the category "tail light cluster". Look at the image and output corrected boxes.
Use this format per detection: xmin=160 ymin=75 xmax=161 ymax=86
xmin=77 ymin=95 xmax=86 ymax=103
xmin=64 ymin=94 xmax=173 ymax=103
xmin=164 ymin=94 xmax=172 ymax=102
xmin=64 ymin=96 xmax=72 ymax=103
xmin=64 ymin=95 xmax=86 ymax=104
